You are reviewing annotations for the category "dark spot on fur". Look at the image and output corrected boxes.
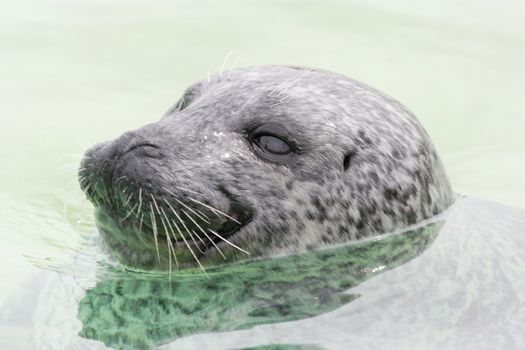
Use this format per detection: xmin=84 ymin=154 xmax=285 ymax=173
xmin=384 ymin=188 xmax=399 ymax=201
xmin=306 ymin=210 xmax=317 ymax=221
xmin=383 ymin=207 xmax=395 ymax=217
xmin=305 ymin=243 xmax=316 ymax=251
xmin=372 ymin=218 xmax=383 ymax=230
xmin=392 ymin=147 xmax=405 ymax=159
xmin=404 ymin=207 xmax=417 ymax=224
xmin=310 ymin=195 xmax=328 ymax=223
xmin=295 ymin=221 xmax=305 ymax=231
xmin=343 ymin=151 xmax=354 ymax=171
xmin=345 ymin=213 xmax=356 ymax=226
xmin=321 ymin=234 xmax=332 ymax=244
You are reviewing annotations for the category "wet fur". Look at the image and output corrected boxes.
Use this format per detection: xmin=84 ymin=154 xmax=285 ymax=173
xmin=79 ymin=65 xmax=453 ymax=269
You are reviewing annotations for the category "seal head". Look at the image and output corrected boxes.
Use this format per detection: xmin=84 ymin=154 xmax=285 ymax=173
xmin=79 ymin=65 xmax=453 ymax=270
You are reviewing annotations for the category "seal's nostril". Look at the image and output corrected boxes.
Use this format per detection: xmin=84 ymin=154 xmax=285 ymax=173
xmin=122 ymin=143 xmax=163 ymax=162
xmin=123 ymin=142 xmax=161 ymax=156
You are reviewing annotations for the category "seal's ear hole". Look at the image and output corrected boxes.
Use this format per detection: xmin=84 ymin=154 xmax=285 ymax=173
xmin=343 ymin=151 xmax=353 ymax=171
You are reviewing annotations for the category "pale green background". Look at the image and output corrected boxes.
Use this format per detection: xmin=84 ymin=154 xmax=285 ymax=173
xmin=1 ymin=0 xmax=524 ymax=302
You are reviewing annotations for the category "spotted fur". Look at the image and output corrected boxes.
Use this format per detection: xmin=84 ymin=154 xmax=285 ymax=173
xmin=79 ymin=65 xmax=453 ymax=269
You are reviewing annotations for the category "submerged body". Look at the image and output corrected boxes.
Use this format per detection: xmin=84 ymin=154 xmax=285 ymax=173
xmin=4 ymin=197 xmax=525 ymax=350
xmin=79 ymin=65 xmax=453 ymax=270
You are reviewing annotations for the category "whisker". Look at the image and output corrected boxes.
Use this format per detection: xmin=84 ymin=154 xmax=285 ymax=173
xmin=166 ymin=241 xmax=172 ymax=279
xmin=219 ymin=50 xmax=234 ymax=77
xmin=159 ymin=208 xmax=179 ymax=269
xmin=191 ymin=229 xmax=206 ymax=246
xmin=122 ymin=189 xmax=133 ymax=208
xmin=183 ymin=210 xmax=226 ymax=260
xmin=208 ymin=229 xmax=250 ymax=255
xmin=171 ymin=217 xmax=208 ymax=277
xmin=139 ymin=213 xmax=144 ymax=232
xmin=171 ymin=185 xmax=203 ymax=196
xmin=149 ymin=203 xmax=161 ymax=264
xmin=59 ymin=163 xmax=84 ymax=171
xmin=164 ymin=207 xmax=206 ymax=254
xmin=59 ymin=166 xmax=85 ymax=176
xmin=163 ymin=200 xmax=208 ymax=276
xmin=77 ymin=140 xmax=90 ymax=151
xmin=150 ymin=194 xmax=161 ymax=215
xmin=196 ymin=209 xmax=211 ymax=221
xmin=188 ymin=198 xmax=241 ymax=224
xmin=227 ymin=52 xmax=242 ymax=79
xmin=275 ymin=72 xmax=307 ymax=98
xmin=268 ymin=74 xmax=299 ymax=97
xmin=116 ymin=176 xmax=128 ymax=187
xmin=158 ymin=214 xmax=173 ymax=277
xmin=118 ymin=186 xmax=128 ymax=205
xmin=60 ymin=153 xmax=85 ymax=158
xmin=187 ymin=229 xmax=206 ymax=254
xmin=119 ymin=202 xmax=138 ymax=223
xmin=179 ymin=201 xmax=211 ymax=224
xmin=81 ymin=182 xmax=92 ymax=196
xmin=269 ymin=100 xmax=289 ymax=108
xmin=162 ymin=187 xmax=210 ymax=224
xmin=136 ymin=188 xmax=143 ymax=216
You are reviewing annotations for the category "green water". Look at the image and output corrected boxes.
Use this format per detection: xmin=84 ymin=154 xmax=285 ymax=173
xmin=0 ymin=0 xmax=524 ymax=348
xmin=77 ymin=225 xmax=438 ymax=349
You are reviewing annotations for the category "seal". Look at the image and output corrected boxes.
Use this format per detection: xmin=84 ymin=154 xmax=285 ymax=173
xmin=78 ymin=65 xmax=454 ymax=270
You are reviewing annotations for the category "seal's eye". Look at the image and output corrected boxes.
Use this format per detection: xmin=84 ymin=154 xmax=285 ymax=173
xmin=254 ymin=135 xmax=292 ymax=155
xmin=249 ymin=123 xmax=298 ymax=165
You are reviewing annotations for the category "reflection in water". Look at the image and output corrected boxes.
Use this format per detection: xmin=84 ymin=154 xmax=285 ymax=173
xmin=78 ymin=223 xmax=441 ymax=349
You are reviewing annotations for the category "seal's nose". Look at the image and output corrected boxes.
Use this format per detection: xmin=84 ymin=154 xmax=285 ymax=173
xmin=79 ymin=137 xmax=123 ymax=202
xmin=78 ymin=130 xmax=164 ymax=205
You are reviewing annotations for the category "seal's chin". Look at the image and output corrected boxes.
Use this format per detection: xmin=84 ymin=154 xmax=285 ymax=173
xmin=93 ymin=198 xmax=253 ymax=269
